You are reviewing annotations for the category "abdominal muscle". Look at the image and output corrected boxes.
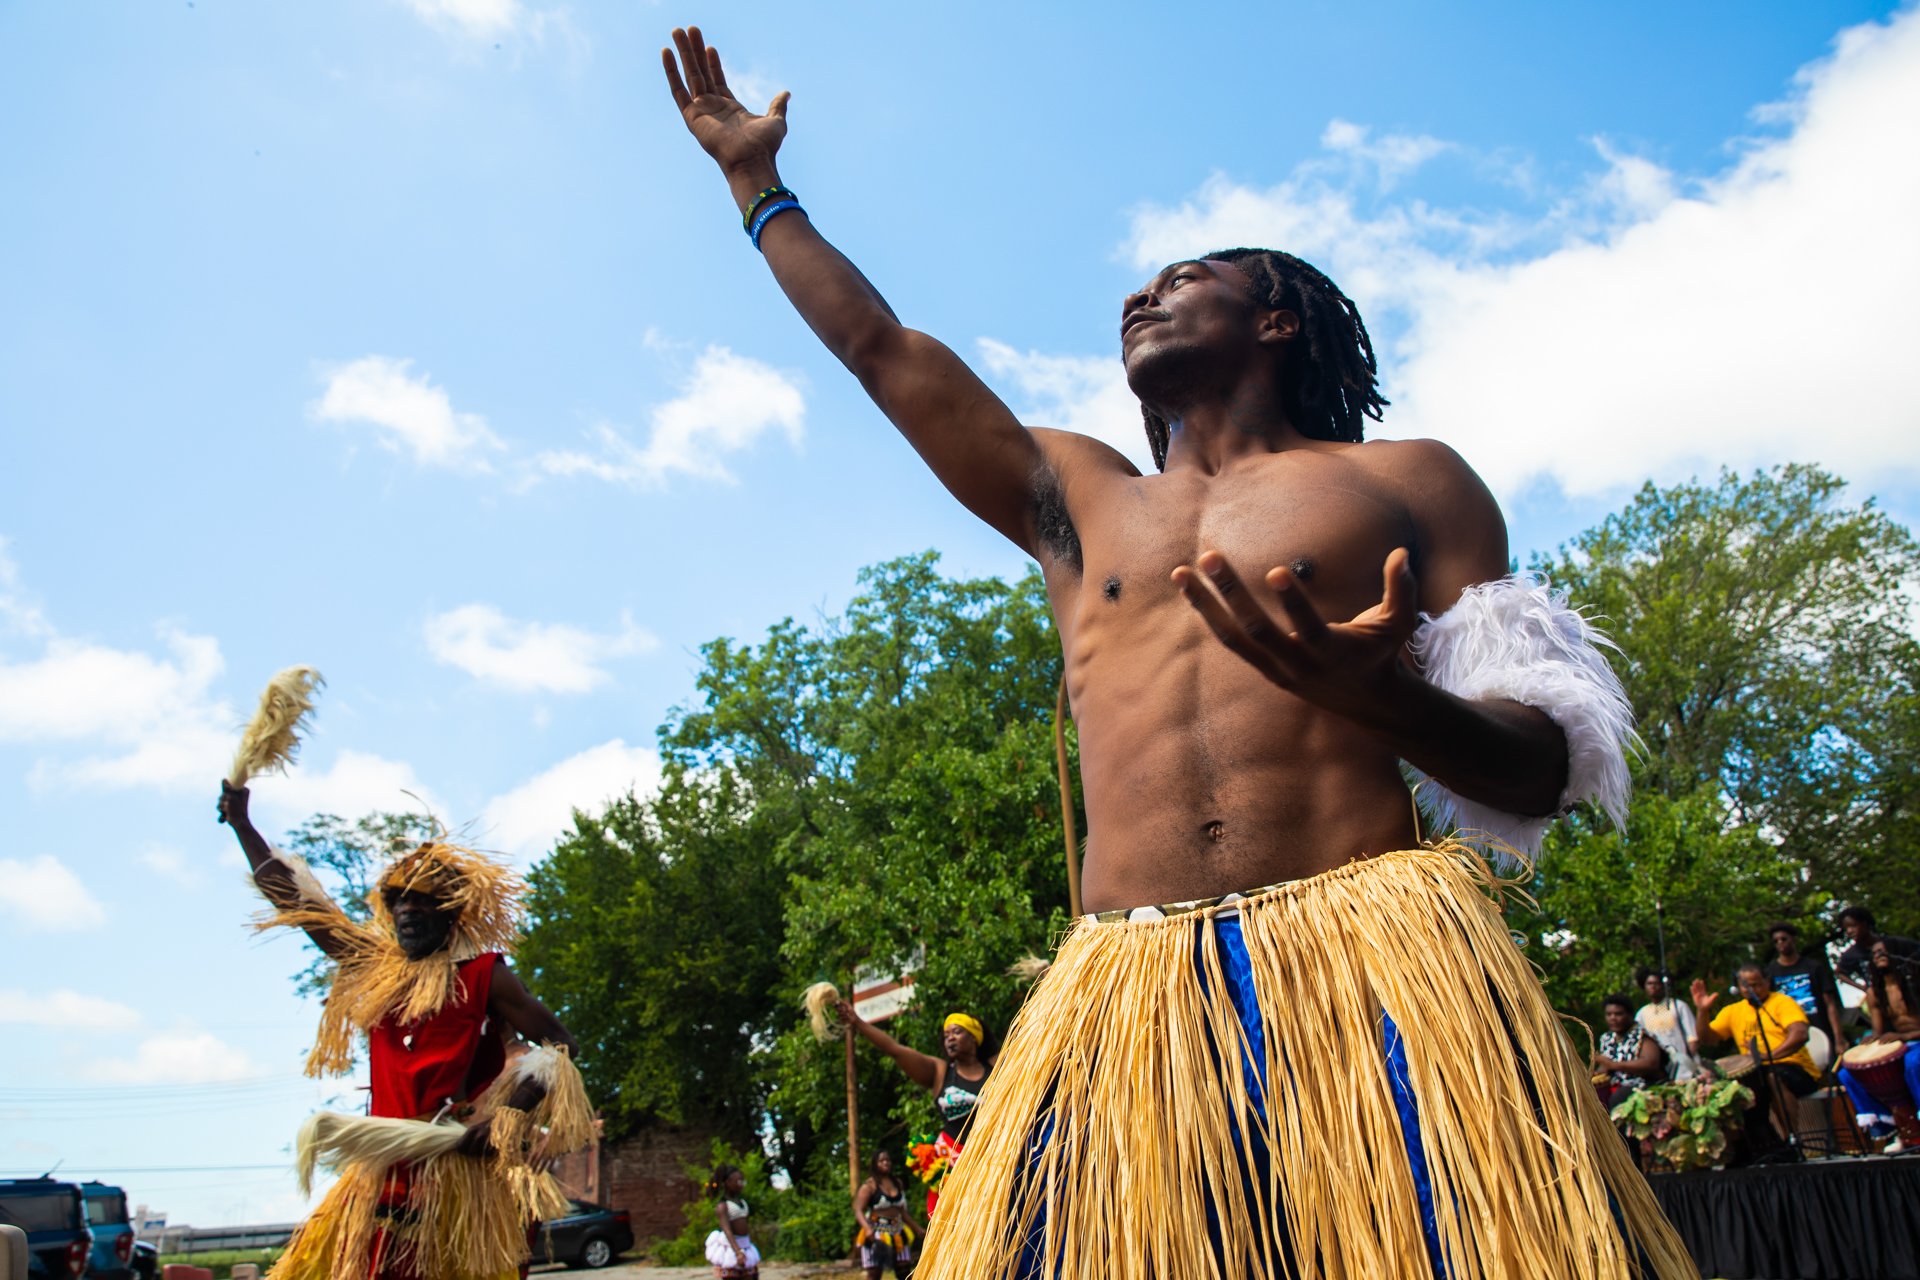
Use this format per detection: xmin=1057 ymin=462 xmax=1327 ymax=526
xmin=1067 ymin=616 xmax=1422 ymax=914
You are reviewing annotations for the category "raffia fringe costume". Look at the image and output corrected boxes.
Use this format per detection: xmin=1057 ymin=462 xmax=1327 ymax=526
xmin=257 ymin=841 xmax=595 ymax=1280
xmin=913 ymin=577 xmax=1697 ymax=1280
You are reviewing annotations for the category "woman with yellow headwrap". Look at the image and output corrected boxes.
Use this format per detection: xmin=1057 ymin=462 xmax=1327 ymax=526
xmin=837 ymin=1000 xmax=994 ymax=1212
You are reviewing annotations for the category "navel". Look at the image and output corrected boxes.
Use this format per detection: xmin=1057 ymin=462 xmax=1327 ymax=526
xmin=1202 ymin=820 xmax=1226 ymax=844
xmin=1289 ymin=558 xmax=1315 ymax=581
xmin=1102 ymin=575 xmax=1122 ymax=602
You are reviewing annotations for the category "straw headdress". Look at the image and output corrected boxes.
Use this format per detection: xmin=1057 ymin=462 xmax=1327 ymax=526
xmin=256 ymin=838 xmax=527 ymax=1078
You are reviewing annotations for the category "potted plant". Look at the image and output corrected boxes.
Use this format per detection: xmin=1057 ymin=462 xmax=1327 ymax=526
xmin=1611 ymin=1076 xmax=1756 ymax=1172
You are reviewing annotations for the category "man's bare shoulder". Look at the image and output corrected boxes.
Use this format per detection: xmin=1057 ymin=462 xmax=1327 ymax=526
xmin=1346 ymin=437 xmax=1509 ymax=602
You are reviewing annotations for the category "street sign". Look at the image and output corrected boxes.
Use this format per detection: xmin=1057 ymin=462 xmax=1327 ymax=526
xmin=852 ymin=946 xmax=923 ymax=1023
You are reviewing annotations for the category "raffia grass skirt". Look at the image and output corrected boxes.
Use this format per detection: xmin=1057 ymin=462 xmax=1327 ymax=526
xmin=914 ymin=844 xmax=1697 ymax=1280
xmin=269 ymin=1155 xmax=564 ymax=1280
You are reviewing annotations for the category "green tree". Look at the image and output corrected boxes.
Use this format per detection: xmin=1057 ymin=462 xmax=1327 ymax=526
xmin=518 ymin=553 xmax=1079 ymax=1225
xmin=1515 ymin=465 xmax=1920 ymax=1014
xmin=279 ymin=810 xmax=433 ymax=1000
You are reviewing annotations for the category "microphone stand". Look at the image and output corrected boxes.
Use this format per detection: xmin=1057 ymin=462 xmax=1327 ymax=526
xmin=1749 ymin=998 xmax=1801 ymax=1162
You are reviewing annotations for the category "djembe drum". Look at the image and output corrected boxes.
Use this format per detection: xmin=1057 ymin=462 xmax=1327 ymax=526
xmin=1840 ymin=1040 xmax=1915 ymax=1112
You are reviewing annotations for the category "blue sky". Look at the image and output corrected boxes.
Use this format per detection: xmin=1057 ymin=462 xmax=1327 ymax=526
xmin=4 ymin=0 xmax=1917 ymax=1227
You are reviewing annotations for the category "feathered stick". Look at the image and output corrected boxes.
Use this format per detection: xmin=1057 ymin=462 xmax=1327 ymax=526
xmin=1007 ymin=954 xmax=1053 ymax=986
xmin=229 ymin=665 xmax=324 ymax=787
xmin=802 ymin=981 xmax=843 ymax=1043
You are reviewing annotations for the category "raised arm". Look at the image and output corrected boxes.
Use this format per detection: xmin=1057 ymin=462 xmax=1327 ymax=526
xmin=216 ymin=781 xmax=349 ymax=958
xmin=836 ymin=998 xmax=943 ymax=1091
xmin=662 ymin=27 xmax=1047 ymax=552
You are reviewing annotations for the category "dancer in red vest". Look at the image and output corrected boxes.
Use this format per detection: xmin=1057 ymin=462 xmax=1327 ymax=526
xmin=219 ymin=781 xmax=594 ymax=1280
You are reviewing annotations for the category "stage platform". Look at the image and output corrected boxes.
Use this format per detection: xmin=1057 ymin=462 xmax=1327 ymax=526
xmin=1649 ymin=1154 xmax=1920 ymax=1279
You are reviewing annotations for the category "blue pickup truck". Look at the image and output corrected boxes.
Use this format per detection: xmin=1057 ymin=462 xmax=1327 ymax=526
xmin=0 ymin=1178 xmax=93 ymax=1278
xmin=81 ymin=1182 xmax=136 ymax=1280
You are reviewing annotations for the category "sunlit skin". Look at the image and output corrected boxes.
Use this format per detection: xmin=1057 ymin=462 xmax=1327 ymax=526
xmin=1866 ymin=942 xmax=1920 ymax=1044
xmin=836 ymin=996 xmax=990 ymax=1104
xmin=1591 ymin=1002 xmax=1661 ymax=1080
xmin=216 ymin=780 xmax=577 ymax=1156
xmin=1690 ymin=968 xmax=1809 ymax=1064
xmin=713 ymin=1169 xmax=754 ymax=1272
xmin=662 ymin=28 xmax=1571 ymax=911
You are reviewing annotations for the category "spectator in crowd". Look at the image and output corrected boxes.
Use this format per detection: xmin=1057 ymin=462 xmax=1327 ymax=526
xmin=1692 ymin=964 xmax=1821 ymax=1162
xmin=1763 ymin=921 xmax=1847 ymax=1050
xmin=1838 ymin=939 xmax=1920 ymax=1145
xmin=1633 ymin=968 xmax=1702 ymax=1080
xmin=1836 ymin=907 xmax=1920 ymax=989
xmin=1592 ymin=994 xmax=1664 ymax=1111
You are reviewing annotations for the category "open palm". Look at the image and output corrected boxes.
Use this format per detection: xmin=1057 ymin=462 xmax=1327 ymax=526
xmin=662 ymin=26 xmax=788 ymax=173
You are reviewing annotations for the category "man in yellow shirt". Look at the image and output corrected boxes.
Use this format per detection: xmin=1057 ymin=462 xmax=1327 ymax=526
xmin=1692 ymin=963 xmax=1819 ymax=1163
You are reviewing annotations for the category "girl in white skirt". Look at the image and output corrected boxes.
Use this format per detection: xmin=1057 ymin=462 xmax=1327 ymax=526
xmin=704 ymin=1165 xmax=760 ymax=1278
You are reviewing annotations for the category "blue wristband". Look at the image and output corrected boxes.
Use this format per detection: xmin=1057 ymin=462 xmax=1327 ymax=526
xmin=748 ymin=197 xmax=803 ymax=250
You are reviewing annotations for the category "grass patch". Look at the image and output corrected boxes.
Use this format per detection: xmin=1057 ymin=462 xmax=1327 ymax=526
xmin=156 ymin=1247 xmax=284 ymax=1277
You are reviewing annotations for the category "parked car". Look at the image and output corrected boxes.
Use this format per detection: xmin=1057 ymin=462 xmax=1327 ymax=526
xmin=534 ymin=1200 xmax=633 ymax=1270
xmin=0 ymin=1178 xmax=93 ymax=1278
xmin=81 ymin=1182 xmax=136 ymax=1280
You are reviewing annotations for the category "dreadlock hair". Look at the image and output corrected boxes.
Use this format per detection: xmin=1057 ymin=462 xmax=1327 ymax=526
xmin=1140 ymin=248 xmax=1387 ymax=470
xmin=1870 ymin=951 xmax=1919 ymax=1027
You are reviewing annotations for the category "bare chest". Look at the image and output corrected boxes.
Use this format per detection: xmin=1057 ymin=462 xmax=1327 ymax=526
xmin=1054 ymin=463 xmax=1416 ymax=629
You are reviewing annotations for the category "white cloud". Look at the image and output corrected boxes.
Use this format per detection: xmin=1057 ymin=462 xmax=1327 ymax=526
xmin=1319 ymin=119 xmax=1451 ymax=190
xmin=0 ymin=538 xmax=51 ymax=639
xmin=480 ymin=739 xmax=662 ymax=861
xmin=424 ymin=605 xmax=656 ymax=694
xmin=0 ymin=855 xmax=108 ymax=932
xmin=0 ymin=552 xmax=237 ymax=790
xmin=138 ymin=844 xmax=202 ymax=888
xmin=1 ymin=627 xmax=233 ymax=792
xmin=312 ymin=356 xmax=505 ymax=471
xmin=535 ymin=345 xmax=804 ymax=487
xmin=85 ymin=1031 xmax=262 ymax=1085
xmin=399 ymin=0 xmax=520 ymax=39
xmin=250 ymin=749 xmax=440 ymax=828
xmin=0 ymin=550 xmax=429 ymax=811
xmin=396 ymin=0 xmax=591 ymax=67
xmin=0 ymin=988 xmax=143 ymax=1031
xmin=1118 ymin=8 xmax=1920 ymax=500
xmin=976 ymin=340 xmax=1156 ymax=474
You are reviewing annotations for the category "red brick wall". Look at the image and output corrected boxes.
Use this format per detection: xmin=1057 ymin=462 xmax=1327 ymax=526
xmin=578 ymin=1127 xmax=715 ymax=1245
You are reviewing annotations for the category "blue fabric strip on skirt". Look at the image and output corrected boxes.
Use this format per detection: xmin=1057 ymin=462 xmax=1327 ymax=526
xmin=1009 ymin=911 xmax=1447 ymax=1279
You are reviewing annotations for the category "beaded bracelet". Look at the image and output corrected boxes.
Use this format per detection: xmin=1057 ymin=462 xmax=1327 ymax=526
xmin=749 ymin=197 xmax=803 ymax=250
xmin=741 ymin=185 xmax=794 ymax=231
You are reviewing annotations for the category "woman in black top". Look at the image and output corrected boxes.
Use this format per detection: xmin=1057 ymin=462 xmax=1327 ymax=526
xmin=837 ymin=1000 xmax=995 ymax=1143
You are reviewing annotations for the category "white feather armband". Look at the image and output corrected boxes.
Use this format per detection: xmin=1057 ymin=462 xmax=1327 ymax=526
xmin=1406 ymin=574 xmax=1636 ymax=860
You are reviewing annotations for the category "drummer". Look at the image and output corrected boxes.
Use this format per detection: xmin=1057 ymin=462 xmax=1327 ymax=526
xmin=1692 ymin=964 xmax=1821 ymax=1158
xmin=1837 ymin=939 xmax=1920 ymax=1145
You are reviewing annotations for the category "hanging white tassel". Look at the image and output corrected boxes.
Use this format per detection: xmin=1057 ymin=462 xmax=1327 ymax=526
xmin=1406 ymin=574 xmax=1637 ymax=863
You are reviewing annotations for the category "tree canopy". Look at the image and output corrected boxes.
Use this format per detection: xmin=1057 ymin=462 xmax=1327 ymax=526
xmin=1515 ymin=465 xmax=1920 ymax=1014
xmin=515 ymin=553 xmax=1078 ymax=1208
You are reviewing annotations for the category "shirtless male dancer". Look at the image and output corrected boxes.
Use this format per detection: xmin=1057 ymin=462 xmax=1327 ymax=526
xmin=663 ymin=27 xmax=1693 ymax=1280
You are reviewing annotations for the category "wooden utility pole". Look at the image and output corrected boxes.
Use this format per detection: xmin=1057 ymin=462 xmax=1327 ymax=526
xmin=1054 ymin=677 xmax=1082 ymax=917
xmin=844 ymin=1020 xmax=861 ymax=1195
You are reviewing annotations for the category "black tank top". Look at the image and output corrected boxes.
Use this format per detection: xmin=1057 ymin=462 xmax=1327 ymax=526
xmin=935 ymin=1060 xmax=990 ymax=1141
